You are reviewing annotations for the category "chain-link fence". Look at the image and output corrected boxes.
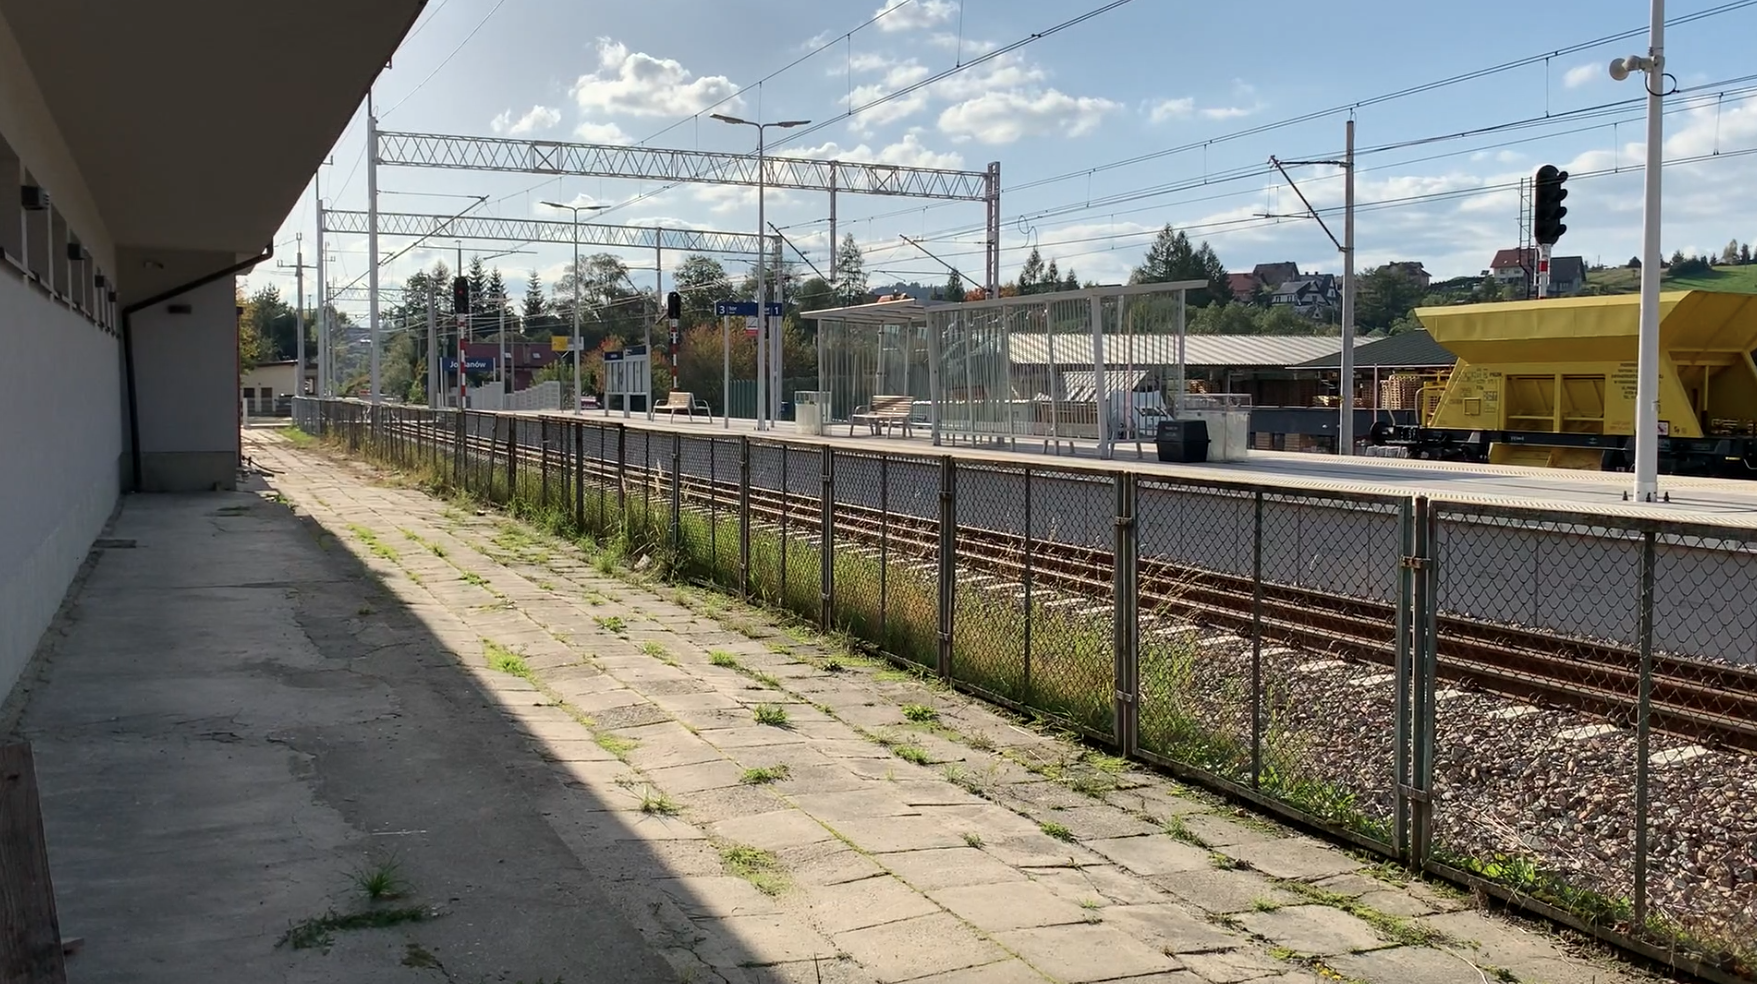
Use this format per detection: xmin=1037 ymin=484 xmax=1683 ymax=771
xmin=292 ymin=396 xmax=1757 ymax=983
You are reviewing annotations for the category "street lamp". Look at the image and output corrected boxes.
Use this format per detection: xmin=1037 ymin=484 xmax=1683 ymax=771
xmin=541 ymin=201 xmax=611 ymax=414
xmin=1610 ymin=3 xmax=1667 ymax=503
xmin=711 ymin=114 xmax=810 ymax=430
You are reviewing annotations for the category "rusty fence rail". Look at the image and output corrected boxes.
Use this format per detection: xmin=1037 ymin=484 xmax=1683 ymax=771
xmin=292 ymin=398 xmax=1757 ymax=982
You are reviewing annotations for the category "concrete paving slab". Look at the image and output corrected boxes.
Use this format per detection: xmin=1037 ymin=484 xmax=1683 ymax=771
xmin=831 ymin=815 xmax=970 ymax=853
xmin=881 ymin=847 xmax=1031 ymax=892
xmin=1327 ymin=945 xmax=1492 ymax=984
xmin=711 ymin=809 xmax=835 ymax=852
xmin=693 ymin=914 xmax=842 ymax=967
xmin=643 ymin=757 xmax=753 ymax=792
xmin=685 ymin=783 xmax=793 ymax=821
xmin=907 ymin=960 xmax=1054 ymax=983
xmin=804 ymin=874 xmax=941 ymax=935
xmin=834 ymin=912 xmax=1009 ymax=984
xmin=1236 ymin=905 xmax=1388 ymax=956
xmin=1085 ymin=836 xmax=1214 ymax=876
xmin=1221 ymin=838 xmax=1362 ymax=881
xmin=1095 ymin=902 xmax=1240 ymax=954
xmin=653 ymin=875 xmax=784 ymax=917
xmin=1027 ymin=863 xmax=1167 ymax=907
xmin=529 ymin=736 xmax=619 ymax=762
xmin=994 ymin=922 xmax=1181 ymax=982
xmin=1151 ymin=868 xmax=1301 ymax=914
xmin=786 ymin=843 xmax=892 ymax=887
xmin=1044 ymin=805 xmax=1165 ymax=840
xmin=1178 ymin=813 xmax=1282 ymax=848
xmin=1174 ymin=949 xmax=1288 ymax=983
xmin=928 ymin=880 xmax=1093 ymax=931
xmin=790 ymin=788 xmax=926 ymax=821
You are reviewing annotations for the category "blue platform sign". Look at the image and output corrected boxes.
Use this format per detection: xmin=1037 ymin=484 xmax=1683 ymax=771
xmin=713 ymin=300 xmax=782 ymax=317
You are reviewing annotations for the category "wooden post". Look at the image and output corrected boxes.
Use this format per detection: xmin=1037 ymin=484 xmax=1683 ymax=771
xmin=1 ymin=742 xmax=67 ymax=984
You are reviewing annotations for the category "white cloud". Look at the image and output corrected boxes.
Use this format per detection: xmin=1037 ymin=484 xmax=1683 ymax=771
xmin=873 ymin=0 xmax=958 ymax=32
xmin=490 ymin=105 xmax=561 ymax=136
xmin=1148 ymin=98 xmax=1194 ymax=123
xmin=939 ymin=90 xmax=1119 ymax=144
xmin=574 ymin=121 xmax=632 ymax=144
xmin=1563 ymin=62 xmax=1600 ymax=89
xmin=795 ymin=133 xmax=966 ymax=170
xmin=1200 ymin=105 xmax=1256 ymax=120
xmin=569 ymin=37 xmax=741 ymax=117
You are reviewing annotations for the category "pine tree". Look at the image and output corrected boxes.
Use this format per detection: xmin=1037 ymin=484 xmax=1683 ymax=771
xmin=1062 ymin=267 xmax=1080 ymax=291
xmin=834 ymin=234 xmax=868 ymax=304
xmin=1044 ymin=260 xmax=1061 ymax=295
xmin=523 ymin=270 xmax=547 ymax=322
xmin=1742 ymin=243 xmax=1752 ymax=265
xmin=942 ymin=268 xmax=965 ymax=304
xmin=1018 ymin=248 xmax=1046 ymax=295
xmin=1129 ymin=224 xmax=1230 ymax=307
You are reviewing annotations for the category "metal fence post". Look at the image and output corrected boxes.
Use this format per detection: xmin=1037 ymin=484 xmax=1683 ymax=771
xmin=1634 ymin=528 xmax=1656 ymax=926
xmin=1112 ymin=472 xmax=1139 ymax=755
xmin=541 ymin=416 xmax=551 ymax=509
xmin=937 ymin=455 xmax=956 ymax=680
xmin=1251 ymin=490 xmax=1265 ymax=790
xmin=780 ymin=447 xmax=791 ymax=606
xmin=738 ymin=436 xmax=752 ymax=599
xmin=616 ymin=424 xmax=628 ymax=530
xmin=1023 ymin=467 xmax=1034 ymax=704
xmin=505 ymin=416 xmax=518 ymax=504
xmin=1411 ymin=496 xmax=1438 ymax=866
xmin=453 ymin=411 xmax=465 ymax=490
xmin=574 ymin=421 xmax=585 ymax=533
xmin=1393 ymin=496 xmax=1415 ymax=862
xmin=879 ymin=454 xmax=890 ymax=642
xmin=670 ymin=432 xmax=683 ymax=555
xmin=820 ymin=446 xmax=834 ymax=631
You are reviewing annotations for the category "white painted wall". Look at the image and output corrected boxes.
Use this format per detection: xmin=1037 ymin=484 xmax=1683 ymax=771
xmin=0 ymin=270 xmax=121 ymax=697
xmin=130 ymin=277 xmax=239 ymax=491
xmin=0 ymin=7 xmax=114 ymax=274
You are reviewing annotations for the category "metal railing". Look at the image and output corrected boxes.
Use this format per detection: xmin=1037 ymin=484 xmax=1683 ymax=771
xmin=293 ymin=397 xmax=1757 ymax=983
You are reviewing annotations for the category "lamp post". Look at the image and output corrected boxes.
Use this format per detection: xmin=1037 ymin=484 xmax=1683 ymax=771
xmin=711 ymin=114 xmax=810 ymax=430
xmin=541 ymin=201 xmax=610 ymax=414
xmin=1610 ymin=3 xmax=1666 ymax=502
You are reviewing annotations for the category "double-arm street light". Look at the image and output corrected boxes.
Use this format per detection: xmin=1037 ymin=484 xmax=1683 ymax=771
xmin=542 ymin=201 xmax=611 ymax=413
xmin=711 ymin=114 xmax=809 ymax=430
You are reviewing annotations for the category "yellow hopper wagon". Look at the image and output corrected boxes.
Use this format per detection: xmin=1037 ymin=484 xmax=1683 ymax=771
xmin=1368 ymin=291 xmax=1757 ymax=475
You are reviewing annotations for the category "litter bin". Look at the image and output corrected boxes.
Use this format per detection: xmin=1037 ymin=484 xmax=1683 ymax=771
xmin=1155 ymin=418 xmax=1210 ymax=463
xmin=793 ymin=391 xmax=827 ymax=435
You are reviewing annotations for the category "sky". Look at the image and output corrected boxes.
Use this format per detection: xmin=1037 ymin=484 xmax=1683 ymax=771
xmin=251 ymin=0 xmax=1757 ymax=318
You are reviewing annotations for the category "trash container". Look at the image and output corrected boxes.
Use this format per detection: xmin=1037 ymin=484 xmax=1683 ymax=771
xmin=793 ymin=391 xmax=827 ymax=435
xmin=1155 ymin=418 xmax=1210 ymax=463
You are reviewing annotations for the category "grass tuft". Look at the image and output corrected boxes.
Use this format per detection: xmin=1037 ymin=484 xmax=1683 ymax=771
xmin=1165 ymin=816 xmax=1211 ymax=849
xmin=753 ymin=704 xmax=790 ymax=727
xmin=901 ymin=703 xmax=940 ymax=724
xmin=739 ymin=764 xmax=792 ymax=785
xmin=1040 ymin=821 xmax=1075 ymax=842
xmin=709 ymin=651 xmax=741 ymax=669
xmin=639 ymin=788 xmax=682 ymax=816
xmin=892 ymin=743 xmax=931 ymax=766
xmin=351 ymin=856 xmax=408 ymax=902
xmin=483 ymin=639 xmax=532 ymax=678
xmin=963 ymin=831 xmax=983 ymax=848
xmin=595 ymin=614 xmax=628 ymax=634
xmin=277 ymin=906 xmax=432 ymax=950
xmin=721 ymin=844 xmax=787 ymax=896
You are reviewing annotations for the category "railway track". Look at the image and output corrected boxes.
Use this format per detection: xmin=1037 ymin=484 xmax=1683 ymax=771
xmin=388 ymin=420 xmax=1757 ymax=751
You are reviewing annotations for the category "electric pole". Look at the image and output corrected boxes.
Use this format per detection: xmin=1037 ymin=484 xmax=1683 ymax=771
xmin=278 ymin=237 xmax=317 ymax=397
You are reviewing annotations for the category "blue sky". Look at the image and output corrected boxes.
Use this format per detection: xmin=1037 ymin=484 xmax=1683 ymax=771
xmin=254 ymin=0 xmax=1757 ymax=315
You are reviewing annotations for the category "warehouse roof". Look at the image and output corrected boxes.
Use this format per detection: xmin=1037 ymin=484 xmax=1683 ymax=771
xmin=1291 ymin=329 xmax=1456 ymax=370
xmin=1007 ymin=333 xmax=1354 ymax=368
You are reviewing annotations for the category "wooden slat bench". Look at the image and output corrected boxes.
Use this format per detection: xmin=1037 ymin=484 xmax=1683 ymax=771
xmin=653 ymin=391 xmax=711 ymax=421
xmin=850 ymin=394 xmax=914 ymax=437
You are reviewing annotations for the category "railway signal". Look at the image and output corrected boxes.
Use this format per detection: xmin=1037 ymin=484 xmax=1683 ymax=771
xmin=1534 ymin=165 xmax=1569 ymax=245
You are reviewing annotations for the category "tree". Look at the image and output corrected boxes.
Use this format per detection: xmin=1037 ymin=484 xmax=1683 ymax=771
xmin=238 ymin=287 xmax=266 ymax=373
xmin=1628 ymin=256 xmax=1641 ymax=269
xmin=833 ymin=234 xmax=868 ymax=304
xmin=792 ymin=276 xmax=835 ymax=314
xmin=1129 ymin=225 xmax=1229 ymax=307
xmin=674 ymin=254 xmax=730 ymax=327
xmin=1742 ymin=243 xmax=1752 ymax=265
xmin=243 ymin=284 xmax=295 ymax=361
xmin=1061 ymin=267 xmax=1080 ymax=291
xmin=1723 ymin=239 xmax=1742 ymax=265
xmin=522 ymin=270 xmax=554 ymax=339
xmin=1356 ymin=265 xmax=1427 ymax=333
xmin=941 ymin=269 xmax=965 ymax=304
xmin=1017 ymin=248 xmax=1047 ymax=295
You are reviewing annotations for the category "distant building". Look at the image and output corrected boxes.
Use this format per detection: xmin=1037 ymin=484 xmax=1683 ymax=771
xmin=240 ymin=360 xmax=298 ymax=416
xmin=1226 ymin=272 xmax=1261 ymax=303
xmin=1488 ymin=248 xmax=1586 ymax=296
xmin=1251 ymin=261 xmax=1301 ymax=289
xmin=1269 ymin=274 xmax=1341 ymax=319
xmin=1383 ymin=261 xmax=1431 ymax=290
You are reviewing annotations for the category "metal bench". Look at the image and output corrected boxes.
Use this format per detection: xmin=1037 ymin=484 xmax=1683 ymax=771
xmin=654 ymin=391 xmax=711 ymax=421
xmin=850 ymin=394 xmax=914 ymax=437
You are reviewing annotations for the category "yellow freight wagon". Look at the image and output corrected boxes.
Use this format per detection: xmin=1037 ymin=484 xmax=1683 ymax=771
xmin=1369 ymin=291 xmax=1757 ymax=474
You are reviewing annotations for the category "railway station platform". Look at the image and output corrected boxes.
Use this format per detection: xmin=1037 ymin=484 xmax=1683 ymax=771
xmin=532 ymin=408 xmax=1757 ymax=524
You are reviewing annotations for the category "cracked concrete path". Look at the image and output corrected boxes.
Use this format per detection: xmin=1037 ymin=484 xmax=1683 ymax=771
xmin=26 ymin=426 xmax=1658 ymax=984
